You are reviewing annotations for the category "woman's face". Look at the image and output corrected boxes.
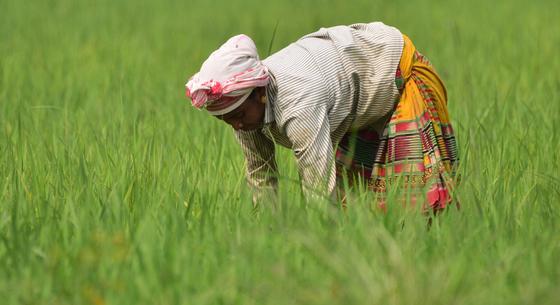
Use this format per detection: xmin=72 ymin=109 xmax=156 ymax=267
xmin=215 ymin=88 xmax=266 ymax=131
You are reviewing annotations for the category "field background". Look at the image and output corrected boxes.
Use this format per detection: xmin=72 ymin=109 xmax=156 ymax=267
xmin=1 ymin=0 xmax=559 ymax=304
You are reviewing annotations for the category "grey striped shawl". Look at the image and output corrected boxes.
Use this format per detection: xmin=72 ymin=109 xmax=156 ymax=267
xmin=234 ymin=22 xmax=404 ymax=199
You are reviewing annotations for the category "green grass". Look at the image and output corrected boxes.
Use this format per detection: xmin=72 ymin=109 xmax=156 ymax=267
xmin=1 ymin=0 xmax=559 ymax=304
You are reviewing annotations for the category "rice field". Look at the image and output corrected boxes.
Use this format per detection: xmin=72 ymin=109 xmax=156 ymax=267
xmin=1 ymin=0 xmax=559 ymax=304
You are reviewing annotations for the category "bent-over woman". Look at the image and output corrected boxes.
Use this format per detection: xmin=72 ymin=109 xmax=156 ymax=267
xmin=185 ymin=22 xmax=459 ymax=211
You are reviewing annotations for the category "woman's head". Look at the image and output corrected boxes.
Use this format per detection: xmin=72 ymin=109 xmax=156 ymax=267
xmin=185 ymin=34 xmax=269 ymax=117
xmin=214 ymin=87 xmax=266 ymax=131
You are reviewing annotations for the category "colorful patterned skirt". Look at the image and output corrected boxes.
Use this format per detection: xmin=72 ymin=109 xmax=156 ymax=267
xmin=335 ymin=35 xmax=459 ymax=211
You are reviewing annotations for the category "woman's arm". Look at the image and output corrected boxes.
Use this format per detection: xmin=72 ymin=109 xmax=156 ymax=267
xmin=284 ymin=105 xmax=337 ymax=201
xmin=235 ymin=129 xmax=278 ymax=206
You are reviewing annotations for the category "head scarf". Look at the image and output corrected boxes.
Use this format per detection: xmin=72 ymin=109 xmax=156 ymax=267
xmin=185 ymin=34 xmax=270 ymax=115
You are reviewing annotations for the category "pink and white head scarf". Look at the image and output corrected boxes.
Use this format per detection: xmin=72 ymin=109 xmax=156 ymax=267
xmin=185 ymin=34 xmax=270 ymax=116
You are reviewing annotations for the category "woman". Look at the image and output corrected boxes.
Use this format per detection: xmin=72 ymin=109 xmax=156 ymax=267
xmin=185 ymin=22 xmax=459 ymax=211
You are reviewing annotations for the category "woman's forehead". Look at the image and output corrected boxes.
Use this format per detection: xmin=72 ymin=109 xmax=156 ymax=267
xmin=221 ymin=105 xmax=245 ymax=119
